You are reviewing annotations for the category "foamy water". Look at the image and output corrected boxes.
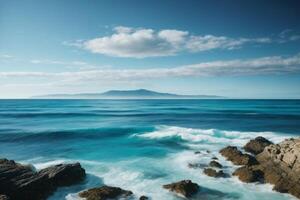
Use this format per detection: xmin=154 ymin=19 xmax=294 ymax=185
xmin=29 ymin=126 xmax=295 ymax=200
xmin=1 ymin=99 xmax=299 ymax=200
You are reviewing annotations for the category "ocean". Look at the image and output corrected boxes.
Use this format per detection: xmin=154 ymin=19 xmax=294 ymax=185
xmin=0 ymin=99 xmax=299 ymax=200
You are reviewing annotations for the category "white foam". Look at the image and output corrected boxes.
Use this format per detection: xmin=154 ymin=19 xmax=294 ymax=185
xmin=137 ymin=125 xmax=290 ymax=147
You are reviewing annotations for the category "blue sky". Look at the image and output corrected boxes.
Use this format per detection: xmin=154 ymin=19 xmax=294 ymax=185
xmin=1 ymin=0 xmax=300 ymax=98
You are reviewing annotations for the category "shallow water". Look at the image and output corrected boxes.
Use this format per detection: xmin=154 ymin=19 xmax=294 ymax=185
xmin=0 ymin=99 xmax=299 ymax=199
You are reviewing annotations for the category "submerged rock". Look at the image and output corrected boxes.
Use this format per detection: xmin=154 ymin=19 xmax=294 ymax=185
xmin=163 ymin=180 xmax=199 ymax=197
xmin=219 ymin=146 xmax=257 ymax=166
xmin=203 ymin=168 xmax=227 ymax=178
xmin=233 ymin=165 xmax=264 ymax=183
xmin=209 ymin=160 xmax=222 ymax=168
xmin=188 ymin=163 xmax=207 ymax=169
xmin=244 ymin=136 xmax=273 ymax=155
xmin=0 ymin=158 xmax=86 ymax=200
xmin=79 ymin=186 xmax=133 ymax=200
xmin=139 ymin=195 xmax=149 ymax=200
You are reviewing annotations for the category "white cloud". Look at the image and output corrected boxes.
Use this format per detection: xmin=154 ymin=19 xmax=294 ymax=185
xmin=75 ymin=26 xmax=271 ymax=58
xmin=1 ymin=53 xmax=300 ymax=82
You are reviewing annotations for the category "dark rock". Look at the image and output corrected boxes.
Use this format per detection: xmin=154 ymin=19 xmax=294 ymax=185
xmin=0 ymin=158 xmax=86 ymax=200
xmin=244 ymin=136 xmax=273 ymax=155
xmin=219 ymin=146 xmax=258 ymax=166
xmin=163 ymin=180 xmax=199 ymax=197
xmin=203 ymin=168 xmax=227 ymax=178
xmin=139 ymin=195 xmax=149 ymax=200
xmin=0 ymin=195 xmax=9 ymax=200
xmin=194 ymin=151 xmax=201 ymax=154
xmin=79 ymin=186 xmax=133 ymax=200
xmin=209 ymin=160 xmax=222 ymax=168
xmin=233 ymin=166 xmax=264 ymax=183
xmin=212 ymin=157 xmax=218 ymax=160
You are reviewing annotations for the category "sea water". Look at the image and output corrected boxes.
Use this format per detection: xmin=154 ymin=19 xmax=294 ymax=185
xmin=0 ymin=99 xmax=299 ymax=200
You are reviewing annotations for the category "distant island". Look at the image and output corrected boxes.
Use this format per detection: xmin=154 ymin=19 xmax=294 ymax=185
xmin=31 ymin=89 xmax=224 ymax=99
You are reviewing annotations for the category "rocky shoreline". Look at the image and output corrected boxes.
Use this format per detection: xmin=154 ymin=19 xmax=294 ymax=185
xmin=1 ymin=136 xmax=299 ymax=199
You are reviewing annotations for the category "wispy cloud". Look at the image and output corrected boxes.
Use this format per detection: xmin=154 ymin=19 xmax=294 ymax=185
xmin=67 ymin=26 xmax=271 ymax=58
xmin=1 ymin=53 xmax=300 ymax=83
xmin=278 ymin=29 xmax=300 ymax=43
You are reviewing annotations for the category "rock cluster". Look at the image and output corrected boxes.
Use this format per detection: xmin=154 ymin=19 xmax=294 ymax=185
xmin=256 ymin=138 xmax=300 ymax=198
xmin=0 ymin=158 xmax=86 ymax=200
xmin=220 ymin=137 xmax=300 ymax=199
xmin=163 ymin=180 xmax=199 ymax=197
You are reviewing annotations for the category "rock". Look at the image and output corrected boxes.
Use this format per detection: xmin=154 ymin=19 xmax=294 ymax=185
xmin=188 ymin=163 xmax=207 ymax=169
xmin=0 ymin=195 xmax=9 ymax=200
xmin=203 ymin=168 xmax=227 ymax=178
xmin=0 ymin=158 xmax=86 ymax=200
xmin=212 ymin=157 xmax=218 ymax=160
xmin=219 ymin=146 xmax=258 ymax=166
xmin=233 ymin=166 xmax=264 ymax=183
xmin=244 ymin=136 xmax=273 ymax=155
xmin=194 ymin=151 xmax=201 ymax=154
xmin=79 ymin=186 xmax=133 ymax=200
xmin=256 ymin=138 xmax=300 ymax=198
xmin=139 ymin=195 xmax=149 ymax=200
xmin=163 ymin=180 xmax=199 ymax=197
xmin=209 ymin=160 xmax=222 ymax=168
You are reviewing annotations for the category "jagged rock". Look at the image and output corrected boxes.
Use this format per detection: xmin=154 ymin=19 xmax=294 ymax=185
xmin=256 ymin=138 xmax=300 ymax=198
xmin=139 ymin=195 xmax=149 ymax=200
xmin=233 ymin=165 xmax=264 ymax=183
xmin=0 ymin=158 xmax=86 ymax=200
xmin=219 ymin=146 xmax=257 ymax=166
xmin=79 ymin=186 xmax=133 ymax=200
xmin=163 ymin=180 xmax=199 ymax=197
xmin=244 ymin=136 xmax=273 ymax=155
xmin=209 ymin=160 xmax=222 ymax=168
xmin=203 ymin=168 xmax=227 ymax=178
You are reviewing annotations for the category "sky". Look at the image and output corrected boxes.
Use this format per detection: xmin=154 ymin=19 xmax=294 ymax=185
xmin=1 ymin=0 xmax=300 ymax=99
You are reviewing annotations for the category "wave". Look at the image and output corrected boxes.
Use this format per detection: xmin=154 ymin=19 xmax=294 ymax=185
xmin=135 ymin=125 xmax=290 ymax=146
xmin=0 ymin=127 xmax=145 ymax=142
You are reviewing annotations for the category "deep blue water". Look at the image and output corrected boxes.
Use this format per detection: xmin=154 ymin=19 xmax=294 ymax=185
xmin=0 ymin=99 xmax=299 ymax=200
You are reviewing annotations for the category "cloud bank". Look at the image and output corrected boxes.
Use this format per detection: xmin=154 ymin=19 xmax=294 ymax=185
xmin=73 ymin=26 xmax=271 ymax=58
xmin=1 ymin=54 xmax=300 ymax=83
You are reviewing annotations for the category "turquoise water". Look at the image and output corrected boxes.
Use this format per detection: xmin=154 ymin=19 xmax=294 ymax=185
xmin=0 ymin=99 xmax=299 ymax=200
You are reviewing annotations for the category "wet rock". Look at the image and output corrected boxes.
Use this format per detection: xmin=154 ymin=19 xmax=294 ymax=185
xmin=219 ymin=146 xmax=258 ymax=166
xmin=139 ymin=195 xmax=149 ymax=200
xmin=209 ymin=160 xmax=222 ymax=168
xmin=194 ymin=151 xmax=201 ymax=154
xmin=212 ymin=157 xmax=218 ymax=160
xmin=188 ymin=163 xmax=207 ymax=169
xmin=233 ymin=165 xmax=264 ymax=183
xmin=163 ymin=180 xmax=199 ymax=197
xmin=256 ymin=138 xmax=300 ymax=198
xmin=79 ymin=186 xmax=133 ymax=200
xmin=0 ymin=158 xmax=86 ymax=200
xmin=244 ymin=136 xmax=273 ymax=155
xmin=203 ymin=168 xmax=227 ymax=178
